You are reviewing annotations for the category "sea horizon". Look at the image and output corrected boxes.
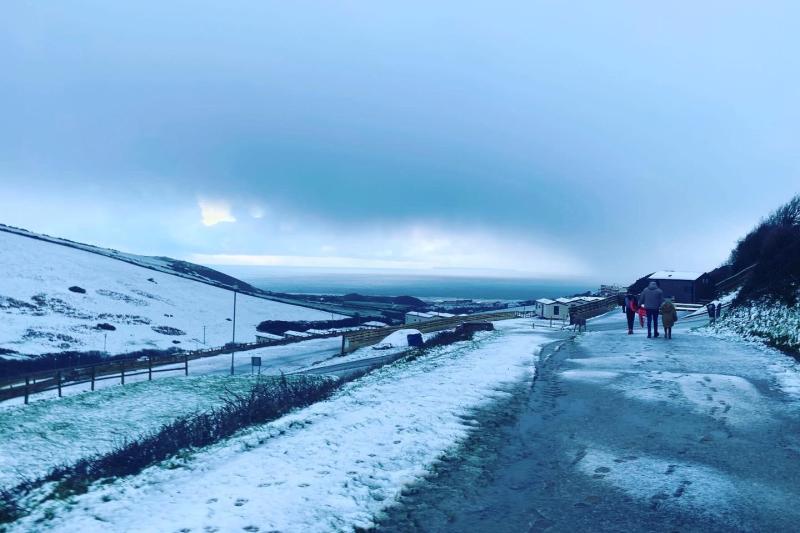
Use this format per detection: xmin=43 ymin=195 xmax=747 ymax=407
xmin=233 ymin=268 xmax=601 ymax=301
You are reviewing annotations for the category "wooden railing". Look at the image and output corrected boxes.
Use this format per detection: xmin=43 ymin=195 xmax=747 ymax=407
xmin=715 ymin=263 xmax=758 ymax=295
xmin=340 ymin=311 xmax=518 ymax=354
xmin=569 ymin=296 xmax=619 ymax=324
xmin=0 ymin=331 xmax=344 ymax=404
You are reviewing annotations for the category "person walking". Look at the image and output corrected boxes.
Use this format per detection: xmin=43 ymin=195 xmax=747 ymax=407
xmin=639 ymin=281 xmax=665 ymax=338
xmin=623 ymin=293 xmax=638 ymax=334
xmin=660 ymin=297 xmax=678 ymax=339
xmin=637 ymin=305 xmax=646 ymax=328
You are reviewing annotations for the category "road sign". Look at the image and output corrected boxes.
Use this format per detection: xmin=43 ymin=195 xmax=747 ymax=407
xmin=251 ymin=356 xmax=262 ymax=366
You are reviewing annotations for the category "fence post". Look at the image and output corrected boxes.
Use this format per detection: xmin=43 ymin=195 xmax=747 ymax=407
xmin=91 ymin=366 xmax=95 ymax=391
xmin=24 ymin=376 xmax=30 ymax=405
xmin=121 ymin=360 xmax=125 ymax=385
xmin=57 ymin=371 xmax=62 ymax=397
xmin=184 ymin=353 xmax=189 ymax=376
xmin=148 ymin=355 xmax=153 ymax=381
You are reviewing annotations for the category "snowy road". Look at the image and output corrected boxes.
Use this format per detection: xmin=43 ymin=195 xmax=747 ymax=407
xmin=378 ymin=313 xmax=800 ymax=532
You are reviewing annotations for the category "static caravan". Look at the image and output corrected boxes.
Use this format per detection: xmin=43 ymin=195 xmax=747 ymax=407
xmin=362 ymin=321 xmax=388 ymax=329
xmin=405 ymin=311 xmax=435 ymax=325
xmin=536 ymin=298 xmax=568 ymax=320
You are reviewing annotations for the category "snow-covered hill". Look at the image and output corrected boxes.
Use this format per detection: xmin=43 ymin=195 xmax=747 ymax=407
xmin=0 ymin=227 xmax=341 ymax=357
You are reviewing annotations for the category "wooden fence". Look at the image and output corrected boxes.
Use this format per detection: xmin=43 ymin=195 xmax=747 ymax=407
xmin=340 ymin=311 xmax=519 ymax=354
xmin=569 ymin=296 xmax=620 ymax=324
xmin=715 ymin=263 xmax=758 ymax=295
xmin=0 ymin=331 xmax=343 ymax=404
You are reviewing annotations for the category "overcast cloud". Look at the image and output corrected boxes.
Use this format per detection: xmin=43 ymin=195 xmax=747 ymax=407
xmin=1 ymin=1 xmax=798 ymax=283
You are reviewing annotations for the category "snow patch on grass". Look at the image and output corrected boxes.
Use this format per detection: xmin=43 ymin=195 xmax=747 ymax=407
xmin=711 ymin=299 xmax=800 ymax=354
xmin=0 ymin=374 xmax=263 ymax=491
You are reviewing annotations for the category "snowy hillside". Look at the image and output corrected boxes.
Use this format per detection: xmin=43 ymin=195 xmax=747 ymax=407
xmin=0 ymin=224 xmax=260 ymax=293
xmin=0 ymin=228 xmax=341 ymax=357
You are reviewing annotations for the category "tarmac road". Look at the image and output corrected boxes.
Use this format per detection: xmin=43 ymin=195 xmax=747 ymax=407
xmin=376 ymin=314 xmax=800 ymax=532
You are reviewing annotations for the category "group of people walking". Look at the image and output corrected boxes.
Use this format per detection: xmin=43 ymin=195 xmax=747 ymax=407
xmin=622 ymin=281 xmax=678 ymax=339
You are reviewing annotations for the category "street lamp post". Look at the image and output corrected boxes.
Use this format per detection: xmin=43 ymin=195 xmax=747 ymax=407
xmin=230 ymin=289 xmax=238 ymax=376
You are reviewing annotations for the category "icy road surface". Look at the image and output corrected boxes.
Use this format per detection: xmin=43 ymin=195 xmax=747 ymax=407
xmin=378 ymin=312 xmax=800 ymax=532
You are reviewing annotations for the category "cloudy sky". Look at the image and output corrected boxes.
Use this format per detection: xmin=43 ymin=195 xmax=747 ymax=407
xmin=1 ymin=1 xmax=798 ymax=283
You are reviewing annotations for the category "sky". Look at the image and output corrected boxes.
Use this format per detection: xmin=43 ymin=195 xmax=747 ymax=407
xmin=1 ymin=1 xmax=798 ymax=284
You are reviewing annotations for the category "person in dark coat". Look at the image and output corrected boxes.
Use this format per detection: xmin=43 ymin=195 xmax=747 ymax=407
xmin=639 ymin=281 xmax=664 ymax=338
xmin=707 ymin=301 xmax=717 ymax=324
xmin=623 ymin=293 xmax=638 ymax=334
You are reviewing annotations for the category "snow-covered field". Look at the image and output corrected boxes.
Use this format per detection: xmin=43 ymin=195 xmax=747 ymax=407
xmin=0 ymin=332 xmax=417 ymax=488
xmin=0 ymin=229 xmax=342 ymax=356
xmin=0 ymin=373 xmax=263 ymax=491
xmin=8 ymin=319 xmax=558 ymax=532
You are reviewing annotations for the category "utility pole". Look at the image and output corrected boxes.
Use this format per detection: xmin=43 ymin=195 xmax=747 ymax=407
xmin=103 ymin=333 xmax=107 ymax=353
xmin=230 ymin=289 xmax=237 ymax=375
xmin=202 ymin=325 xmax=206 ymax=345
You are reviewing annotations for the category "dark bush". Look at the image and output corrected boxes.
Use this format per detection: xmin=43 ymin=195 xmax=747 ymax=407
xmin=95 ymin=323 xmax=116 ymax=331
xmin=256 ymin=317 xmax=364 ymax=335
xmin=423 ymin=327 xmax=478 ymax=349
xmin=68 ymin=286 xmax=86 ymax=294
xmin=151 ymin=326 xmax=186 ymax=336
xmin=729 ymin=195 xmax=800 ymax=306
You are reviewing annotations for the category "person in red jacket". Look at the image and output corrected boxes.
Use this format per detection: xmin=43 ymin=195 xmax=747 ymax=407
xmin=622 ymin=293 xmax=638 ymax=334
xmin=637 ymin=305 xmax=646 ymax=328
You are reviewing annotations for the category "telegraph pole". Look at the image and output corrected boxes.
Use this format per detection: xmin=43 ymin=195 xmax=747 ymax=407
xmin=230 ymin=289 xmax=237 ymax=375
xmin=202 ymin=325 xmax=206 ymax=345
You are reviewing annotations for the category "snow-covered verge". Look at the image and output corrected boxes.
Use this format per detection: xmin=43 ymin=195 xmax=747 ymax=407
xmin=0 ymin=374 xmax=264 ymax=491
xmin=710 ymin=298 xmax=800 ymax=355
xmin=8 ymin=320 xmax=558 ymax=532
xmin=0 ymin=229 xmax=342 ymax=357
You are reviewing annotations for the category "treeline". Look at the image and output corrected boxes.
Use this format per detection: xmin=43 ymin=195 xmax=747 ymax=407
xmin=729 ymin=194 xmax=800 ymax=305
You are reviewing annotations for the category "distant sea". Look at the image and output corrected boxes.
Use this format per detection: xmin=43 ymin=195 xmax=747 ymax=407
xmin=235 ymin=269 xmax=595 ymax=301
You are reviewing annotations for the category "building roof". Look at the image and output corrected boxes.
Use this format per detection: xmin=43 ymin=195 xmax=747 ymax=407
xmin=536 ymin=298 xmax=556 ymax=305
xmin=284 ymin=330 xmax=311 ymax=337
xmin=555 ymin=297 xmax=573 ymax=304
xmin=430 ymin=312 xmax=455 ymax=318
xmin=406 ymin=311 xmax=434 ymax=318
xmin=649 ymin=271 xmax=703 ymax=281
xmin=362 ymin=321 xmax=388 ymax=327
xmin=256 ymin=333 xmax=283 ymax=340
